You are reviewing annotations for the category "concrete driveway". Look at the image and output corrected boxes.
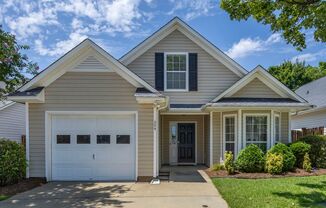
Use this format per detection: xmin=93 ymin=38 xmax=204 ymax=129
xmin=0 ymin=170 xmax=227 ymax=208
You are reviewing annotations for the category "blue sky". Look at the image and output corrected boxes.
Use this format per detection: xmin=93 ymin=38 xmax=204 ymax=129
xmin=0 ymin=0 xmax=325 ymax=72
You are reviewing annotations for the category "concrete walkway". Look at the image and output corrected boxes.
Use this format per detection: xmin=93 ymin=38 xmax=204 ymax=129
xmin=0 ymin=169 xmax=228 ymax=208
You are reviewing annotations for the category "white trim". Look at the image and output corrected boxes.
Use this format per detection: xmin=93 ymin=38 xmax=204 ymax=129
xmin=8 ymin=89 xmax=45 ymax=103
xmin=288 ymin=112 xmax=291 ymax=143
xmin=271 ymin=110 xmax=275 ymax=146
xmin=135 ymin=96 xmax=165 ymax=104
xmin=243 ymin=113 xmax=271 ymax=150
xmin=222 ymin=114 xmax=238 ymax=159
xmin=220 ymin=112 xmax=222 ymax=162
xmin=19 ymin=39 xmax=159 ymax=94
xmin=164 ymin=52 xmax=189 ymax=92
xmin=209 ymin=111 xmax=213 ymax=166
xmin=237 ymin=109 xmax=242 ymax=151
xmin=274 ymin=113 xmax=281 ymax=144
xmin=153 ymin=106 xmax=158 ymax=177
xmin=44 ymin=111 xmax=138 ymax=181
xmin=0 ymin=101 xmax=15 ymax=111
xmin=202 ymin=115 xmax=205 ymax=164
xmin=161 ymin=112 xmax=209 ymax=115
xmin=25 ymin=103 xmax=30 ymax=178
xmin=119 ymin=17 xmax=247 ymax=77
xmin=210 ymin=66 xmax=308 ymax=103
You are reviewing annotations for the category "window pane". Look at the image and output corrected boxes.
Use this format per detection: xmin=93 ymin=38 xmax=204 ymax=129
xmin=275 ymin=116 xmax=280 ymax=142
xmin=57 ymin=135 xmax=70 ymax=144
xmin=166 ymin=54 xmax=187 ymax=90
xmin=77 ymin=135 xmax=90 ymax=144
xmin=97 ymin=135 xmax=110 ymax=144
xmin=166 ymin=72 xmax=186 ymax=89
xmin=117 ymin=135 xmax=130 ymax=144
xmin=225 ymin=143 xmax=235 ymax=154
xmin=246 ymin=115 xmax=268 ymax=151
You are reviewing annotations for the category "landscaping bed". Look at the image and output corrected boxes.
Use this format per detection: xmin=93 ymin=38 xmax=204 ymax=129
xmin=206 ymin=168 xmax=326 ymax=179
xmin=0 ymin=178 xmax=46 ymax=200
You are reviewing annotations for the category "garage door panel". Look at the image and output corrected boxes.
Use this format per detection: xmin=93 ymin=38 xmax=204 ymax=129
xmin=51 ymin=114 xmax=136 ymax=181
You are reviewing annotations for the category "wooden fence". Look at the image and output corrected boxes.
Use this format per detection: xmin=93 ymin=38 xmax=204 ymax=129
xmin=291 ymin=126 xmax=325 ymax=142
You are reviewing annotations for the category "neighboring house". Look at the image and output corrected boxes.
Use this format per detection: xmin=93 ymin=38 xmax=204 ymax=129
xmin=292 ymin=76 xmax=326 ymax=134
xmin=0 ymin=101 xmax=25 ymax=143
xmin=8 ymin=17 xmax=311 ymax=181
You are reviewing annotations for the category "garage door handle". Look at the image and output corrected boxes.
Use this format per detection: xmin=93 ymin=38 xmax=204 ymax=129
xmin=93 ymin=154 xmax=95 ymax=160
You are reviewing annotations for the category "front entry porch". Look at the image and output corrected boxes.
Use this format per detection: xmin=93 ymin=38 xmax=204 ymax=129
xmin=159 ymin=165 xmax=207 ymax=182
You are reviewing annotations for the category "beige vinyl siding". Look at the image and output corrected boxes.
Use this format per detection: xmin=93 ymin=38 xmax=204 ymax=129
xmin=161 ymin=115 xmax=205 ymax=165
xmin=292 ymin=109 xmax=326 ymax=131
xmin=212 ymin=112 xmax=221 ymax=164
xmin=281 ymin=112 xmax=290 ymax=143
xmin=0 ymin=103 xmax=25 ymax=143
xmin=29 ymin=72 xmax=153 ymax=177
xmin=127 ymin=30 xmax=240 ymax=104
xmin=231 ymin=78 xmax=282 ymax=98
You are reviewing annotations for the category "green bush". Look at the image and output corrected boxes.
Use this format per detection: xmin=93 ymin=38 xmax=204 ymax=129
xmin=0 ymin=139 xmax=27 ymax=186
xmin=297 ymin=135 xmax=326 ymax=168
xmin=224 ymin=151 xmax=235 ymax=175
xmin=236 ymin=144 xmax=265 ymax=173
xmin=265 ymin=152 xmax=283 ymax=174
xmin=303 ymin=152 xmax=312 ymax=172
xmin=290 ymin=142 xmax=311 ymax=168
xmin=268 ymin=143 xmax=296 ymax=172
xmin=211 ymin=163 xmax=225 ymax=171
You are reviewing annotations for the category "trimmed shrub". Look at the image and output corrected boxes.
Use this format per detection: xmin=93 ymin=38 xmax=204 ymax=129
xmin=303 ymin=152 xmax=312 ymax=172
xmin=297 ymin=135 xmax=326 ymax=168
xmin=236 ymin=144 xmax=265 ymax=173
xmin=211 ymin=163 xmax=225 ymax=171
xmin=0 ymin=139 xmax=27 ymax=186
xmin=290 ymin=142 xmax=311 ymax=168
xmin=268 ymin=143 xmax=296 ymax=172
xmin=224 ymin=151 xmax=235 ymax=175
xmin=265 ymin=152 xmax=283 ymax=174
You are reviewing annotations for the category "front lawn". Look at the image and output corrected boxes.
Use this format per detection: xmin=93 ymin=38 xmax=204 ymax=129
xmin=0 ymin=195 xmax=9 ymax=201
xmin=213 ymin=175 xmax=326 ymax=208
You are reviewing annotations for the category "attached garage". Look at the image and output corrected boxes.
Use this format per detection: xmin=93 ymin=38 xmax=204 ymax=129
xmin=47 ymin=112 xmax=137 ymax=181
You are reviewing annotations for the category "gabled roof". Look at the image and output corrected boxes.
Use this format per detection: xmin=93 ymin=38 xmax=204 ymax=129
xmin=210 ymin=65 xmax=308 ymax=103
xmin=119 ymin=17 xmax=247 ymax=77
xmin=18 ymin=39 xmax=159 ymax=94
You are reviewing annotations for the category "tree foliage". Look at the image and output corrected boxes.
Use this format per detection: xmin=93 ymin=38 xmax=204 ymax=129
xmin=220 ymin=0 xmax=326 ymax=50
xmin=0 ymin=26 xmax=38 ymax=99
xmin=268 ymin=61 xmax=326 ymax=90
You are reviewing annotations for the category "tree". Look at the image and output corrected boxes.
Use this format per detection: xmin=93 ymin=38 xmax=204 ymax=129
xmin=268 ymin=61 xmax=326 ymax=90
xmin=220 ymin=0 xmax=326 ymax=50
xmin=0 ymin=26 xmax=38 ymax=100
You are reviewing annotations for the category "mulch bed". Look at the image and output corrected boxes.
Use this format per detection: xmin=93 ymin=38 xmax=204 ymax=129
xmin=0 ymin=178 xmax=46 ymax=197
xmin=206 ymin=168 xmax=326 ymax=179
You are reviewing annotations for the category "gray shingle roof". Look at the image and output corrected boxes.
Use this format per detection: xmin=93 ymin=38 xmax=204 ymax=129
xmin=170 ymin=104 xmax=203 ymax=108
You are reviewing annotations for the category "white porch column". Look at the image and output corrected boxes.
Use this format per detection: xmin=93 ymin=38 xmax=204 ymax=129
xmin=209 ymin=111 xmax=213 ymax=167
xmin=25 ymin=102 xmax=30 ymax=178
xmin=237 ymin=109 xmax=242 ymax=154
xmin=288 ymin=112 xmax=291 ymax=143
xmin=153 ymin=106 xmax=159 ymax=177
xmin=271 ymin=110 xmax=274 ymax=148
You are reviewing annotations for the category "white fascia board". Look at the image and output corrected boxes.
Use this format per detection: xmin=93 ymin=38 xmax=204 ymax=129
xmin=208 ymin=102 xmax=311 ymax=107
xmin=119 ymin=17 xmax=247 ymax=77
xmin=211 ymin=66 xmax=308 ymax=103
xmin=135 ymin=96 xmax=165 ymax=104
xmin=19 ymin=39 xmax=159 ymax=95
xmin=0 ymin=101 xmax=15 ymax=111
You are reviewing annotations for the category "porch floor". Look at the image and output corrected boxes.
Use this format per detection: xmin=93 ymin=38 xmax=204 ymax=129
xmin=159 ymin=165 xmax=208 ymax=183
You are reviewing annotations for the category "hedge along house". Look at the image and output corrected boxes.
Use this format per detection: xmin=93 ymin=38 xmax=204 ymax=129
xmin=8 ymin=17 xmax=312 ymax=182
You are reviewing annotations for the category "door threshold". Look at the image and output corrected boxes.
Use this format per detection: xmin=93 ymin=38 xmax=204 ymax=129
xmin=176 ymin=163 xmax=196 ymax=166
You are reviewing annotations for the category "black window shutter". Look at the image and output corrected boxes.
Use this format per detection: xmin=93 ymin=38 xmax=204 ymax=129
xmin=189 ymin=53 xmax=198 ymax=91
xmin=155 ymin=53 xmax=164 ymax=91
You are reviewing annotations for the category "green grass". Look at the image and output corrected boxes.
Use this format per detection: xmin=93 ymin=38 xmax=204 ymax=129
xmin=213 ymin=175 xmax=326 ymax=208
xmin=0 ymin=195 xmax=9 ymax=201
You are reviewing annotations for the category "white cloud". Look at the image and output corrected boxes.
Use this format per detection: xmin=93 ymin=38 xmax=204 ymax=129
xmin=168 ymin=0 xmax=218 ymax=20
xmin=226 ymin=33 xmax=282 ymax=59
xmin=291 ymin=49 xmax=326 ymax=63
xmin=35 ymin=32 xmax=88 ymax=56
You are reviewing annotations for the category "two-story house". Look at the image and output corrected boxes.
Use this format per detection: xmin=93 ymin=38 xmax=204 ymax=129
xmin=9 ymin=17 xmax=311 ymax=181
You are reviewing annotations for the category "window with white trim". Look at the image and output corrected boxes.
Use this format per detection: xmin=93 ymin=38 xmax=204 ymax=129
xmin=165 ymin=53 xmax=188 ymax=90
xmin=274 ymin=114 xmax=280 ymax=143
xmin=245 ymin=115 xmax=269 ymax=152
xmin=224 ymin=115 xmax=236 ymax=155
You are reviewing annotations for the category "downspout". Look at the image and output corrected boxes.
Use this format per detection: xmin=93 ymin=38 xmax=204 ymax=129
xmin=153 ymin=97 xmax=169 ymax=178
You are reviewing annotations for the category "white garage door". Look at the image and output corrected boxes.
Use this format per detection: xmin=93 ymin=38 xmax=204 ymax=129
xmin=51 ymin=114 xmax=136 ymax=181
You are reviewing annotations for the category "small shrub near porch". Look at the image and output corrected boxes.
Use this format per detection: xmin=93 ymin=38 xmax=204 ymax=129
xmin=0 ymin=139 xmax=27 ymax=186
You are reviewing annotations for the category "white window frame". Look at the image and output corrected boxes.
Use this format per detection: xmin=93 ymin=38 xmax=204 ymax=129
xmin=274 ymin=114 xmax=280 ymax=143
xmin=164 ymin=52 xmax=189 ymax=92
xmin=243 ymin=113 xmax=271 ymax=150
xmin=223 ymin=114 xmax=237 ymax=158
